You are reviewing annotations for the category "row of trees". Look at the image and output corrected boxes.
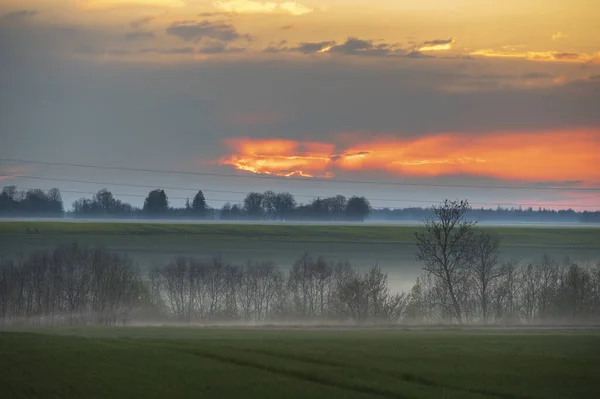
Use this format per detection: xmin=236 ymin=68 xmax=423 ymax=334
xmin=0 ymin=244 xmax=144 ymax=327
xmin=0 ymin=186 xmax=64 ymax=215
xmin=408 ymin=256 xmax=600 ymax=325
xmin=372 ymin=207 xmax=600 ymax=223
xmin=1 ymin=244 xmax=598 ymax=327
xmin=413 ymin=200 xmax=600 ymax=324
xmin=2 ymin=185 xmax=599 ymax=223
xmin=148 ymin=254 xmax=405 ymax=323
xmin=222 ymin=191 xmax=371 ymax=221
xmin=70 ymin=188 xmax=372 ymax=221
xmin=0 ymin=245 xmax=405 ymax=326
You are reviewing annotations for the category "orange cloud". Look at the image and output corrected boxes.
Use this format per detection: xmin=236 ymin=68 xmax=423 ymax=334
xmin=219 ymin=130 xmax=600 ymax=183
xmin=469 ymin=49 xmax=600 ymax=64
xmin=219 ymin=138 xmax=335 ymax=177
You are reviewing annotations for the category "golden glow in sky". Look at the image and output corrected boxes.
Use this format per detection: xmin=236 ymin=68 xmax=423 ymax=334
xmin=219 ymin=130 xmax=600 ymax=183
xmin=3 ymin=0 xmax=596 ymax=66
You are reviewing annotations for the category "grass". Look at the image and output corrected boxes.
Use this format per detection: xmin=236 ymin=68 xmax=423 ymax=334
xmin=1 ymin=220 xmax=599 ymax=247
xmin=1 ymin=327 xmax=599 ymax=399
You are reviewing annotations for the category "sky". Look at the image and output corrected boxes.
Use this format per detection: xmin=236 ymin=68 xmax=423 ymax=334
xmin=0 ymin=0 xmax=599 ymax=211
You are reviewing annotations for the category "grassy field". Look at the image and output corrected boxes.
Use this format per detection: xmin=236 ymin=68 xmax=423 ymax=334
xmin=1 ymin=327 xmax=599 ymax=399
xmin=1 ymin=221 xmax=599 ymax=291
xmin=1 ymin=221 xmax=599 ymax=247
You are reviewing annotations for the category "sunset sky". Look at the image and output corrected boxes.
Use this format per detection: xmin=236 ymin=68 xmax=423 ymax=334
xmin=1 ymin=0 xmax=599 ymax=210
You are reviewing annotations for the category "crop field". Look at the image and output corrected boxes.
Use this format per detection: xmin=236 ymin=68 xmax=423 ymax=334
xmin=1 ymin=221 xmax=599 ymax=291
xmin=1 ymin=327 xmax=599 ymax=399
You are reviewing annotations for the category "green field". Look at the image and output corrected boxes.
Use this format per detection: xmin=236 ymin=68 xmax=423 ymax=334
xmin=1 ymin=327 xmax=599 ymax=399
xmin=1 ymin=221 xmax=600 ymax=246
xmin=1 ymin=221 xmax=599 ymax=291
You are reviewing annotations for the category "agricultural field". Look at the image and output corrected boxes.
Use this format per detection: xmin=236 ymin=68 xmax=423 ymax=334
xmin=1 ymin=221 xmax=599 ymax=291
xmin=1 ymin=327 xmax=599 ymax=399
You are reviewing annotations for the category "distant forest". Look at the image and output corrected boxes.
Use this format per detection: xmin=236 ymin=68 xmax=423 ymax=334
xmin=1 ymin=185 xmax=599 ymax=223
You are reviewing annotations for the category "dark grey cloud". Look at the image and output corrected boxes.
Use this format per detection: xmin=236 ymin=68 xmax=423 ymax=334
xmin=522 ymin=72 xmax=553 ymax=79
xmin=1 ymin=10 xmax=38 ymax=21
xmin=330 ymin=151 xmax=370 ymax=161
xmin=282 ymin=37 xmax=437 ymax=58
xmin=589 ymin=75 xmax=600 ymax=80
xmin=125 ymin=31 xmax=156 ymax=41
xmin=419 ymin=38 xmax=454 ymax=47
xmin=553 ymin=52 xmax=580 ymax=60
xmin=263 ymin=40 xmax=288 ymax=53
xmin=286 ymin=38 xmax=405 ymax=57
xmin=166 ymin=20 xmax=250 ymax=43
xmin=328 ymin=37 xmax=402 ymax=57
xmin=291 ymin=41 xmax=335 ymax=54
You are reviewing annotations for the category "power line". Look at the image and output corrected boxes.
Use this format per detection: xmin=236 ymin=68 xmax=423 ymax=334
xmin=4 ymin=175 xmax=255 ymax=196
xmin=16 ymin=187 xmax=241 ymax=204
xmin=1 ymin=157 xmax=599 ymax=191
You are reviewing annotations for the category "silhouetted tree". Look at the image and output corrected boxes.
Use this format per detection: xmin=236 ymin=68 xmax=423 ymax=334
xmin=191 ymin=190 xmax=208 ymax=217
xmin=330 ymin=195 xmax=347 ymax=220
xmin=274 ymin=192 xmax=296 ymax=220
xmin=346 ymin=196 xmax=371 ymax=221
xmin=415 ymin=200 xmax=475 ymax=324
xmin=243 ymin=192 xmax=264 ymax=219
xmin=72 ymin=189 xmax=135 ymax=217
xmin=143 ymin=189 xmax=168 ymax=214
xmin=471 ymin=232 xmax=502 ymax=323
xmin=0 ymin=186 xmax=18 ymax=213
xmin=262 ymin=191 xmax=277 ymax=220
xmin=95 ymin=189 xmax=116 ymax=214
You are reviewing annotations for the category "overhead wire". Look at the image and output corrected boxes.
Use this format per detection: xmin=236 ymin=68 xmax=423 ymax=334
xmin=2 ymin=157 xmax=599 ymax=191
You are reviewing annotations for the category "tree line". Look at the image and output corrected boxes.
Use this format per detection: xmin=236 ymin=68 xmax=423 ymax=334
xmin=1 ymin=244 xmax=597 ymax=327
xmin=1 ymin=201 xmax=599 ymax=327
xmin=1 ymin=186 xmax=373 ymax=221
xmin=2 ymin=185 xmax=599 ymax=223
xmin=0 ymin=186 xmax=64 ymax=216
xmin=372 ymin=207 xmax=600 ymax=224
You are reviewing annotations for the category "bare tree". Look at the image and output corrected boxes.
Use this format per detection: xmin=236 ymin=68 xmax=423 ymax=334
xmin=54 ymin=243 xmax=91 ymax=325
xmin=470 ymin=232 xmax=502 ymax=323
xmin=415 ymin=200 xmax=475 ymax=324
xmin=288 ymin=253 xmax=317 ymax=318
xmin=491 ymin=260 xmax=519 ymax=324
